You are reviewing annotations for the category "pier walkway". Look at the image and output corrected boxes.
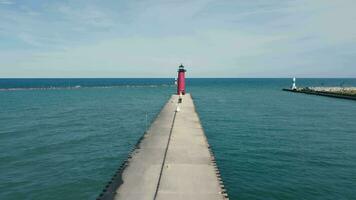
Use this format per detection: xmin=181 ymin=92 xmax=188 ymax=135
xmin=98 ymin=94 xmax=227 ymax=200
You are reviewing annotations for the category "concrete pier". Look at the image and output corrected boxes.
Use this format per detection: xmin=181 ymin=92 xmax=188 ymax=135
xmin=283 ymin=88 xmax=356 ymax=101
xmin=97 ymin=94 xmax=228 ymax=200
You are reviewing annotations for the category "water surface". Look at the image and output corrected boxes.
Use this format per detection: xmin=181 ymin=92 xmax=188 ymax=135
xmin=1 ymin=78 xmax=356 ymax=200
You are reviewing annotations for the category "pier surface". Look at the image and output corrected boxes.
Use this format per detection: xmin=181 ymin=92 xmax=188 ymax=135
xmin=98 ymin=94 xmax=227 ymax=200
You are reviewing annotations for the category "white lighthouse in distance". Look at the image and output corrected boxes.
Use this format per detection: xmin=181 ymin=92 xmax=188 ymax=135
xmin=291 ymin=77 xmax=297 ymax=90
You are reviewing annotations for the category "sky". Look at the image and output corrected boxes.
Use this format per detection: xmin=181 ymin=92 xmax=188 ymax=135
xmin=0 ymin=0 xmax=356 ymax=78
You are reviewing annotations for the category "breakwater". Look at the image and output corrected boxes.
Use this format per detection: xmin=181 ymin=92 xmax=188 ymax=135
xmin=97 ymin=94 xmax=228 ymax=200
xmin=283 ymin=88 xmax=356 ymax=101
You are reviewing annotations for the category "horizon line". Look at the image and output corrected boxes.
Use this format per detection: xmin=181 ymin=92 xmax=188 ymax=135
xmin=1 ymin=77 xmax=356 ymax=79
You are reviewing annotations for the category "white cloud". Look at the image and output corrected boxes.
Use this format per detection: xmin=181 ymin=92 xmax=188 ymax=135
xmin=0 ymin=0 xmax=14 ymax=5
xmin=55 ymin=4 xmax=116 ymax=29
xmin=0 ymin=0 xmax=356 ymax=77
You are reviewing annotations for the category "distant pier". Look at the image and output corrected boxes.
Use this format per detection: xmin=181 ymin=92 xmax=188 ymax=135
xmin=97 ymin=94 xmax=228 ymax=200
xmin=283 ymin=88 xmax=356 ymax=101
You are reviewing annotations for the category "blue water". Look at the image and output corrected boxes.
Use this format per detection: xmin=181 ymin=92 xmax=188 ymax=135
xmin=1 ymin=78 xmax=356 ymax=199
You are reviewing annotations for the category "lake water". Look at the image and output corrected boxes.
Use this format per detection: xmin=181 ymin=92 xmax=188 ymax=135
xmin=1 ymin=78 xmax=355 ymax=200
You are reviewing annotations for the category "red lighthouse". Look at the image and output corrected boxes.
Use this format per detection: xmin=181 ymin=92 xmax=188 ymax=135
xmin=177 ymin=64 xmax=186 ymax=95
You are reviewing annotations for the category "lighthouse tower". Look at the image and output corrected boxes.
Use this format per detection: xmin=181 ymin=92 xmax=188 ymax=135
xmin=177 ymin=64 xmax=186 ymax=95
xmin=292 ymin=77 xmax=297 ymax=90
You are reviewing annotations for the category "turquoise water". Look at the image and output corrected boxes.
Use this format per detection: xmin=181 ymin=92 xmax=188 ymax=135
xmin=1 ymin=79 xmax=356 ymax=199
